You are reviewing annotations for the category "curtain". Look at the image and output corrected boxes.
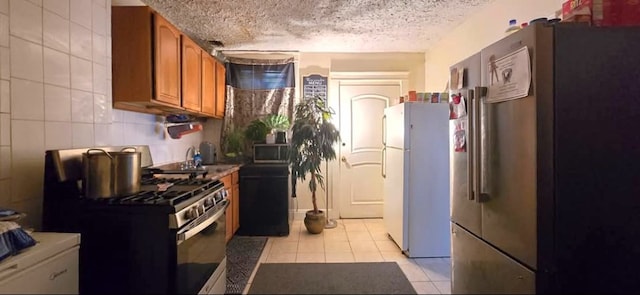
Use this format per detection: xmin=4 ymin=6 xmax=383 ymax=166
xmin=221 ymin=56 xmax=296 ymax=159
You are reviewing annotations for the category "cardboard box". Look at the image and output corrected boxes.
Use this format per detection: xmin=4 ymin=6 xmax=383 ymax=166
xmin=562 ymin=0 xmax=640 ymax=26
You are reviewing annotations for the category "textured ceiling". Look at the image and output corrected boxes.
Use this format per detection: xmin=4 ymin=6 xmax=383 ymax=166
xmin=138 ymin=0 xmax=495 ymax=53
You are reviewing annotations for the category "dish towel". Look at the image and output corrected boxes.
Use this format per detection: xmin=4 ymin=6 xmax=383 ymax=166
xmin=0 ymin=221 xmax=36 ymax=262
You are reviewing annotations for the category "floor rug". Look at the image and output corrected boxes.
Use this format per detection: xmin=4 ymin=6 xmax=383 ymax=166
xmin=225 ymin=236 xmax=268 ymax=294
xmin=248 ymin=262 xmax=416 ymax=294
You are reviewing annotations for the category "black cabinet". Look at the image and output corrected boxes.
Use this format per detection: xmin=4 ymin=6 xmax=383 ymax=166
xmin=237 ymin=163 xmax=291 ymax=236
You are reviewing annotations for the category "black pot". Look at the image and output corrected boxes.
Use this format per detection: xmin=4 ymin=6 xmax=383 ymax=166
xmin=275 ymin=131 xmax=287 ymax=144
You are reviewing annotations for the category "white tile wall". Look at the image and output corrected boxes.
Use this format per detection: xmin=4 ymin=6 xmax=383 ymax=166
xmin=91 ymin=2 xmax=105 ymax=36
xmin=43 ymin=10 xmax=70 ymax=53
xmin=0 ymin=179 xmax=10 ymax=206
xmin=0 ymin=146 xmax=10 ymax=178
xmin=10 ymin=0 xmax=42 ymax=44
xmin=0 ymin=79 xmax=9 ymax=113
xmin=0 ymin=113 xmax=9 ymax=145
xmin=10 ymin=119 xmax=44 ymax=202
xmin=10 ymin=78 xmax=43 ymax=120
xmin=0 ymin=0 xmax=8 ymax=15
xmin=45 ymin=121 xmax=72 ymax=149
xmin=10 ymin=36 xmax=43 ymax=82
xmin=71 ymin=89 xmax=93 ymax=122
xmin=69 ymin=0 xmax=91 ymax=29
xmin=0 ymin=47 xmax=9 ymax=79
xmin=0 ymin=14 xmax=9 ymax=47
xmin=44 ymin=47 xmax=70 ymax=87
xmin=70 ymin=56 xmax=92 ymax=91
xmin=70 ymin=23 xmax=91 ymax=60
xmin=92 ymin=34 xmax=106 ymax=64
xmin=93 ymin=0 xmax=106 ymax=9
xmin=43 ymin=0 xmax=69 ymax=19
xmin=72 ymin=122 xmax=94 ymax=148
xmin=109 ymin=121 xmax=123 ymax=145
xmin=44 ymin=84 xmax=71 ymax=121
xmin=93 ymin=122 xmax=109 ymax=146
xmin=26 ymin=0 xmax=42 ymax=7
xmin=92 ymin=63 xmax=106 ymax=94
xmin=93 ymin=93 xmax=109 ymax=123
xmin=0 ymin=0 xmax=208 ymax=229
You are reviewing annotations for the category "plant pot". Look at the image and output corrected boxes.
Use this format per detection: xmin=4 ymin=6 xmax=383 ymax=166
xmin=304 ymin=210 xmax=326 ymax=234
xmin=265 ymin=133 xmax=276 ymax=144
xmin=275 ymin=131 xmax=287 ymax=143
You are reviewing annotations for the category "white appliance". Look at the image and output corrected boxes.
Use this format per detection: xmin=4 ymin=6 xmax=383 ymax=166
xmin=0 ymin=232 xmax=80 ymax=294
xmin=383 ymin=102 xmax=450 ymax=258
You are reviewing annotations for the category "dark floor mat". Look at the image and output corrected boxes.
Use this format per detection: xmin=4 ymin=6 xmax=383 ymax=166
xmin=248 ymin=262 xmax=416 ymax=294
xmin=225 ymin=236 xmax=268 ymax=294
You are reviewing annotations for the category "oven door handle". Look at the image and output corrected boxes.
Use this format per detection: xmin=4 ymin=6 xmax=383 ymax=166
xmin=177 ymin=199 xmax=229 ymax=244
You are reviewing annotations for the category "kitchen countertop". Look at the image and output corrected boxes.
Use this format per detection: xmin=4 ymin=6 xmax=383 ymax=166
xmin=203 ymin=164 xmax=241 ymax=180
xmin=150 ymin=162 xmax=243 ymax=181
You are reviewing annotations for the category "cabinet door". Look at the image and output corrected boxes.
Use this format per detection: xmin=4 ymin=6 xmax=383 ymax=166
xmin=181 ymin=36 xmax=201 ymax=112
xmin=225 ymin=196 xmax=233 ymax=243
xmin=233 ymin=183 xmax=240 ymax=234
xmin=201 ymin=52 xmax=216 ymax=116
xmin=221 ymin=174 xmax=233 ymax=242
xmin=214 ymin=61 xmax=226 ymax=118
xmin=154 ymin=14 xmax=181 ymax=106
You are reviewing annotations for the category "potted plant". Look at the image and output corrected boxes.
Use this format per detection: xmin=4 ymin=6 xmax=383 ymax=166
xmin=262 ymin=114 xmax=290 ymax=144
xmin=289 ymin=96 xmax=340 ymax=234
xmin=244 ymin=119 xmax=270 ymax=144
xmin=222 ymin=128 xmax=246 ymax=162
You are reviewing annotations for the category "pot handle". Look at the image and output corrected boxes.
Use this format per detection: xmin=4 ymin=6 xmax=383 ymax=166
xmin=86 ymin=148 xmax=112 ymax=159
xmin=120 ymin=147 xmax=137 ymax=153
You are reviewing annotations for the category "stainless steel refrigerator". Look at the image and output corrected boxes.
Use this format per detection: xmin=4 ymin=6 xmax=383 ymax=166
xmin=449 ymin=23 xmax=640 ymax=294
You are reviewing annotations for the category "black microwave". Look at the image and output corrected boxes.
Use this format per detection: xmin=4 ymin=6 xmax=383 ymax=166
xmin=253 ymin=144 xmax=289 ymax=163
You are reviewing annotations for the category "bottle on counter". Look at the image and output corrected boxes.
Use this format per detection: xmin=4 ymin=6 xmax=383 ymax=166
xmin=193 ymin=149 xmax=203 ymax=167
xmin=505 ymin=19 xmax=521 ymax=35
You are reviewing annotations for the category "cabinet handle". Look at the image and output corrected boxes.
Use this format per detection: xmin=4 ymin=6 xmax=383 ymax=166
xmin=49 ymin=268 xmax=68 ymax=280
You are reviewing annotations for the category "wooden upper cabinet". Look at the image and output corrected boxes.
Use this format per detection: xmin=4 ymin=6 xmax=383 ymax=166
xmin=153 ymin=13 xmax=181 ymax=106
xmin=215 ymin=61 xmax=226 ymax=118
xmin=181 ymin=36 xmax=202 ymax=112
xmin=112 ymin=6 xmax=182 ymax=112
xmin=201 ymin=52 xmax=216 ymax=117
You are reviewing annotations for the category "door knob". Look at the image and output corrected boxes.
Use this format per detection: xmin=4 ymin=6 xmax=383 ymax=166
xmin=341 ymin=156 xmax=351 ymax=168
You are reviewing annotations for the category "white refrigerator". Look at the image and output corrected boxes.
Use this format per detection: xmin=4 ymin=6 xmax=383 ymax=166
xmin=383 ymin=102 xmax=450 ymax=258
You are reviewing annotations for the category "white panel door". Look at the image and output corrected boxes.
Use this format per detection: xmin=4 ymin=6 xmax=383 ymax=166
xmin=337 ymin=82 xmax=401 ymax=218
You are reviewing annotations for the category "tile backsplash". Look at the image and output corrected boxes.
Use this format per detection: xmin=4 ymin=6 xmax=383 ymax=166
xmin=0 ymin=0 xmax=218 ymax=229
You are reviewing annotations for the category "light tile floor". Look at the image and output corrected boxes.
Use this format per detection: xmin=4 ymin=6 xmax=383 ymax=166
xmin=242 ymin=218 xmax=451 ymax=294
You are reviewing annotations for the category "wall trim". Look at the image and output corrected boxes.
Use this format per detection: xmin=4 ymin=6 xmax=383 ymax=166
xmin=291 ymin=209 xmax=336 ymax=221
xmin=329 ymin=71 xmax=410 ymax=80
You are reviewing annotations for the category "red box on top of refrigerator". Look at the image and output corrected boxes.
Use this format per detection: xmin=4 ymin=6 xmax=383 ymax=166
xmin=562 ymin=0 xmax=640 ymax=26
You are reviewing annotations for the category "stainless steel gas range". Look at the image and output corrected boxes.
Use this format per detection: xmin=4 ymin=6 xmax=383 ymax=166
xmin=42 ymin=146 xmax=228 ymax=294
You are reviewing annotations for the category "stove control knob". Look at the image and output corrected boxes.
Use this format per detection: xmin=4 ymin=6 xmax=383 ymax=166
xmin=204 ymin=197 xmax=213 ymax=207
xmin=197 ymin=204 xmax=205 ymax=215
xmin=184 ymin=207 xmax=198 ymax=220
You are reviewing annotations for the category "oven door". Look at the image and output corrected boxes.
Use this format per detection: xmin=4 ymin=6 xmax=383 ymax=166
xmin=176 ymin=199 xmax=228 ymax=294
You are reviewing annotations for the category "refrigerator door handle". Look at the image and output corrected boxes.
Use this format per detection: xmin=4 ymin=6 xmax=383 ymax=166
xmin=467 ymin=89 xmax=475 ymax=201
xmin=474 ymin=86 xmax=489 ymax=203
xmin=381 ymin=146 xmax=386 ymax=178
xmin=382 ymin=114 xmax=387 ymax=146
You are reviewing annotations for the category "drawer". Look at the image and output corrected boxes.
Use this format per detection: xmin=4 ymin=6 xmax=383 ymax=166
xmin=0 ymin=246 xmax=79 ymax=294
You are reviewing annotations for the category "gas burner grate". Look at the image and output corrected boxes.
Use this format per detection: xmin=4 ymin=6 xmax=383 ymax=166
xmin=107 ymin=190 xmax=194 ymax=206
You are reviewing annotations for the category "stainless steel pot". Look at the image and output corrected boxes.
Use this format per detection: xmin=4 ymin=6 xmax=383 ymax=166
xmin=83 ymin=147 xmax=141 ymax=198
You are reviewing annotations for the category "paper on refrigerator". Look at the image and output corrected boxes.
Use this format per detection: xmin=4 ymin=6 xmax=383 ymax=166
xmin=486 ymin=46 xmax=532 ymax=103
